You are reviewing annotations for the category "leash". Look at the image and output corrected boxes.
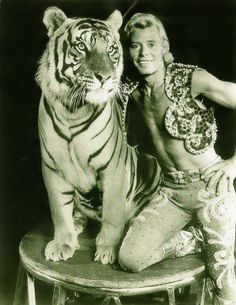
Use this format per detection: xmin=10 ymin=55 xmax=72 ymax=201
xmin=122 ymin=0 xmax=138 ymax=19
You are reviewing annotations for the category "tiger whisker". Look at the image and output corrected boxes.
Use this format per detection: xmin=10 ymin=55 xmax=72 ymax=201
xmin=65 ymin=83 xmax=80 ymax=109
xmin=74 ymin=84 xmax=85 ymax=109
xmin=66 ymin=85 xmax=84 ymax=123
xmin=70 ymin=83 xmax=86 ymax=112
xmin=116 ymin=85 xmax=126 ymax=105
xmin=81 ymin=85 xmax=87 ymax=106
xmin=70 ymin=89 xmax=80 ymax=112
xmin=68 ymin=83 xmax=83 ymax=112
xmin=77 ymin=84 xmax=86 ymax=108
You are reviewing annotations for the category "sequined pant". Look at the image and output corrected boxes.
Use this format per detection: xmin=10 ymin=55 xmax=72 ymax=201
xmin=118 ymin=170 xmax=236 ymax=305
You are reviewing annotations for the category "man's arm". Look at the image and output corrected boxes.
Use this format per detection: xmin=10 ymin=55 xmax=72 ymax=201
xmin=201 ymin=150 xmax=236 ymax=195
xmin=192 ymin=69 xmax=236 ymax=109
xmin=192 ymin=69 xmax=236 ymax=193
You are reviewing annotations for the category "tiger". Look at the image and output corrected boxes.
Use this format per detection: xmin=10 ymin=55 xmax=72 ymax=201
xmin=36 ymin=6 xmax=160 ymax=265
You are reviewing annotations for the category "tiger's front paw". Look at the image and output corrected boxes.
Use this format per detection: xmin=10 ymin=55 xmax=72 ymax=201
xmin=45 ymin=240 xmax=76 ymax=262
xmin=94 ymin=245 xmax=117 ymax=264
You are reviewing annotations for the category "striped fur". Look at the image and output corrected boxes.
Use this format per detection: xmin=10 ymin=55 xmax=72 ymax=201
xmin=36 ymin=7 xmax=160 ymax=264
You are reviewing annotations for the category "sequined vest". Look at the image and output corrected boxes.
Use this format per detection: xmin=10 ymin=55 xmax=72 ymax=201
xmin=122 ymin=63 xmax=217 ymax=155
xmin=164 ymin=62 xmax=217 ymax=155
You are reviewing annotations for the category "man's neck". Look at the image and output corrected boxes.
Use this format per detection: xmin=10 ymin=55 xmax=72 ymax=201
xmin=142 ymin=66 xmax=166 ymax=96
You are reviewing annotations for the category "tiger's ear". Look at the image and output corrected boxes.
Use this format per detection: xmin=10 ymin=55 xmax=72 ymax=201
xmin=43 ymin=6 xmax=67 ymax=37
xmin=106 ymin=10 xmax=123 ymax=31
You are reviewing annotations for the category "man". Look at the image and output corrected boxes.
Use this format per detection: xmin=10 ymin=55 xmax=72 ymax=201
xmin=118 ymin=13 xmax=236 ymax=305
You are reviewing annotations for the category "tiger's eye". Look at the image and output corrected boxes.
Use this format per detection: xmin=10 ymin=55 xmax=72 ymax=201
xmin=108 ymin=45 xmax=114 ymax=52
xmin=108 ymin=42 xmax=117 ymax=52
xmin=76 ymin=42 xmax=86 ymax=51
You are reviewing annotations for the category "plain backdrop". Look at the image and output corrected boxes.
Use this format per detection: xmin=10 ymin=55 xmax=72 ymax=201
xmin=0 ymin=0 xmax=235 ymax=302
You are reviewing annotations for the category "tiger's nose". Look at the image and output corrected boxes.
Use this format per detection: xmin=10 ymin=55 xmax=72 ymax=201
xmin=94 ymin=72 xmax=111 ymax=85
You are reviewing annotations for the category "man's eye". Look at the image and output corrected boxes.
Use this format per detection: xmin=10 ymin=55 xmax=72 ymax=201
xmin=148 ymin=42 xmax=155 ymax=47
xmin=130 ymin=44 xmax=139 ymax=49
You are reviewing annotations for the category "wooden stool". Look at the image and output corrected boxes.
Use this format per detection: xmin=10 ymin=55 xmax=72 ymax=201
xmin=13 ymin=230 xmax=206 ymax=305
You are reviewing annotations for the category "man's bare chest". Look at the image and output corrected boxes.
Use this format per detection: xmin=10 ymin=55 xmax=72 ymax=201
xmin=140 ymin=91 xmax=172 ymax=132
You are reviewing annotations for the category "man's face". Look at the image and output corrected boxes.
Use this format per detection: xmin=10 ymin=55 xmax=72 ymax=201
xmin=129 ymin=26 xmax=165 ymax=76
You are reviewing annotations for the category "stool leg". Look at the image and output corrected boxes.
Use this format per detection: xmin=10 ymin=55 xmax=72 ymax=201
xmin=13 ymin=261 xmax=27 ymax=305
xmin=27 ymin=274 xmax=36 ymax=305
xmin=101 ymin=296 xmax=122 ymax=305
xmin=101 ymin=296 xmax=112 ymax=305
xmin=196 ymin=278 xmax=206 ymax=305
xmin=167 ymin=287 xmax=175 ymax=305
xmin=113 ymin=296 xmax=122 ymax=305
xmin=52 ymin=284 xmax=66 ymax=305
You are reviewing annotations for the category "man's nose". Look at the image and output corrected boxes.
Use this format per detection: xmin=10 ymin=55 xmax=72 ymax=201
xmin=139 ymin=45 xmax=149 ymax=56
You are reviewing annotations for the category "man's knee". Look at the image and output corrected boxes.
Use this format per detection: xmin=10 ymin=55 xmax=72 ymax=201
xmin=118 ymin=243 xmax=163 ymax=272
xmin=212 ymin=285 xmax=236 ymax=305
xmin=118 ymin=253 xmax=144 ymax=272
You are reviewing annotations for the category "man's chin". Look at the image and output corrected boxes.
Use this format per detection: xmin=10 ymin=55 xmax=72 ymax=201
xmin=138 ymin=68 xmax=157 ymax=76
xmin=136 ymin=65 xmax=157 ymax=76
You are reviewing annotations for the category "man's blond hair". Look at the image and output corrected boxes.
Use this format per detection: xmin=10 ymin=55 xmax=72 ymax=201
xmin=124 ymin=13 xmax=174 ymax=65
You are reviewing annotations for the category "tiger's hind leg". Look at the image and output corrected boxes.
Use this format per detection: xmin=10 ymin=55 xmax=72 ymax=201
xmin=73 ymin=187 xmax=102 ymax=248
xmin=125 ymin=152 xmax=161 ymax=223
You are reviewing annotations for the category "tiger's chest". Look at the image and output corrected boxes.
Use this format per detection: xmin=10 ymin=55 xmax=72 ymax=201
xmin=69 ymin=101 xmax=121 ymax=168
xmin=40 ymin=98 xmax=120 ymax=173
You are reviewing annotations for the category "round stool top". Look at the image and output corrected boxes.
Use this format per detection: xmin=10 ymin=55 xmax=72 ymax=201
xmin=20 ymin=230 xmax=205 ymax=293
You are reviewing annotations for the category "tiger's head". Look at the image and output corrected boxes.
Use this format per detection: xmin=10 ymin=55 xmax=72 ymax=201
xmin=36 ymin=7 xmax=123 ymax=109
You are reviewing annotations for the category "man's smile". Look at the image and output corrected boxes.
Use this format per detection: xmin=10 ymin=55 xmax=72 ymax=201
xmin=138 ymin=59 xmax=154 ymax=65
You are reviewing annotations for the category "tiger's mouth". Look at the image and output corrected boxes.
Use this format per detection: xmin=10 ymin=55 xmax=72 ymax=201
xmin=82 ymin=74 xmax=117 ymax=104
xmin=62 ymin=82 xmax=116 ymax=112
xmin=85 ymin=87 xmax=113 ymax=104
xmin=63 ymin=74 xmax=118 ymax=111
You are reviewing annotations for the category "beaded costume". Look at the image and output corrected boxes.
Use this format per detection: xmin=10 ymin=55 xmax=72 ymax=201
xmin=119 ymin=64 xmax=236 ymax=305
xmin=164 ymin=62 xmax=217 ymax=155
xmin=119 ymin=165 xmax=236 ymax=305
xmin=122 ymin=63 xmax=218 ymax=155
xmin=120 ymin=80 xmax=138 ymax=145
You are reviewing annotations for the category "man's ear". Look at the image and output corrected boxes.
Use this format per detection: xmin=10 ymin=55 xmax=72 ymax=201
xmin=43 ymin=6 xmax=67 ymax=37
xmin=106 ymin=10 xmax=123 ymax=31
xmin=162 ymin=39 xmax=170 ymax=54
xmin=162 ymin=38 xmax=174 ymax=64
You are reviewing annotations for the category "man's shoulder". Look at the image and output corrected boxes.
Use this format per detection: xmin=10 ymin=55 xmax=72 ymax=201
xmin=164 ymin=62 xmax=200 ymax=101
xmin=121 ymin=77 xmax=139 ymax=95
xmin=166 ymin=62 xmax=199 ymax=72
xmin=173 ymin=62 xmax=198 ymax=69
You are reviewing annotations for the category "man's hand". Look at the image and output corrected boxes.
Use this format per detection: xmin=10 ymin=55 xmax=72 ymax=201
xmin=201 ymin=157 xmax=236 ymax=195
